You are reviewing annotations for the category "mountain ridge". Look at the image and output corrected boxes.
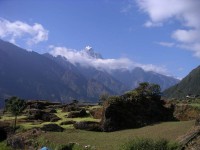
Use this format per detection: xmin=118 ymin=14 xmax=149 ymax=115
xmin=0 ymin=39 xmax=179 ymax=105
xmin=163 ymin=65 xmax=200 ymax=99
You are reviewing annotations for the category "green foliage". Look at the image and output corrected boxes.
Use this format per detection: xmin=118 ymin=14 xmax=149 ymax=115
xmin=99 ymin=93 xmax=110 ymax=104
xmin=164 ymin=65 xmax=200 ymax=99
xmin=5 ymin=96 xmax=26 ymax=130
xmin=39 ymin=120 xmax=193 ymax=150
xmin=38 ymin=138 xmax=94 ymax=150
xmin=56 ymin=143 xmax=76 ymax=150
xmin=5 ymin=96 xmax=26 ymax=116
xmin=120 ymin=82 xmax=161 ymax=103
xmin=102 ymin=82 xmax=169 ymax=131
xmin=107 ymin=96 xmax=122 ymax=104
xmin=123 ymin=83 xmax=161 ymax=103
xmin=120 ymin=138 xmax=180 ymax=150
xmin=0 ymin=141 xmax=12 ymax=150
xmin=135 ymin=82 xmax=161 ymax=99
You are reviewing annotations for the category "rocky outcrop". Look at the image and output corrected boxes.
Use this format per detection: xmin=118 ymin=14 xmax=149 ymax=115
xmin=173 ymin=104 xmax=200 ymax=121
xmin=100 ymin=95 xmax=174 ymax=132
xmin=74 ymin=121 xmax=101 ymax=131
xmin=89 ymin=107 xmax=103 ymax=119
xmin=67 ymin=109 xmax=88 ymax=118
xmin=176 ymin=126 xmax=200 ymax=150
xmin=60 ymin=120 xmax=76 ymax=125
xmin=41 ymin=124 xmax=64 ymax=132
xmin=0 ymin=127 xmax=7 ymax=142
xmin=0 ymin=121 xmax=13 ymax=141
xmin=7 ymin=128 xmax=41 ymax=149
xmin=61 ymin=104 xmax=80 ymax=112
xmin=27 ymin=109 xmax=60 ymax=122
xmin=26 ymin=101 xmax=61 ymax=110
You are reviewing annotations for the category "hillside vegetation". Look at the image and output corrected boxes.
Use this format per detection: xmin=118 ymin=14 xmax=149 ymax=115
xmin=0 ymin=39 xmax=179 ymax=106
xmin=40 ymin=120 xmax=194 ymax=150
xmin=1 ymin=82 xmax=200 ymax=149
xmin=164 ymin=66 xmax=200 ymax=99
xmin=101 ymin=82 xmax=174 ymax=131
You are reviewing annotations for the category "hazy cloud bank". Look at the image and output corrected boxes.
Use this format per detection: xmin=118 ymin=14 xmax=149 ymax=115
xmin=49 ymin=45 xmax=167 ymax=74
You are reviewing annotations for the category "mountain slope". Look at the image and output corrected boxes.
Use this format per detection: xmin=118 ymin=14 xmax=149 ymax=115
xmin=110 ymin=68 xmax=179 ymax=91
xmin=43 ymin=53 xmax=117 ymax=98
xmin=0 ymin=39 xmax=179 ymax=105
xmin=0 ymin=40 xmax=112 ymax=103
xmin=76 ymin=66 xmax=129 ymax=94
xmin=0 ymin=39 xmax=78 ymax=102
xmin=163 ymin=66 xmax=200 ymax=99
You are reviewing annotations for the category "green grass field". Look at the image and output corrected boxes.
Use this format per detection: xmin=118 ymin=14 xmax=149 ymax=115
xmin=0 ymin=108 xmax=100 ymax=130
xmin=188 ymin=103 xmax=200 ymax=109
xmin=39 ymin=120 xmax=195 ymax=150
xmin=0 ymin=142 xmax=12 ymax=150
xmin=0 ymin=108 xmax=195 ymax=150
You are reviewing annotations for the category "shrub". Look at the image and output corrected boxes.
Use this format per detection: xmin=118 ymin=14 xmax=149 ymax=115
xmin=0 ymin=141 xmax=12 ymax=150
xmin=195 ymin=115 xmax=200 ymax=126
xmin=62 ymin=105 xmax=80 ymax=112
xmin=27 ymin=109 xmax=60 ymax=122
xmin=89 ymin=107 xmax=103 ymax=119
xmin=41 ymin=124 xmax=64 ymax=132
xmin=0 ymin=127 xmax=7 ymax=142
xmin=67 ymin=109 xmax=88 ymax=118
xmin=57 ymin=143 xmax=76 ymax=150
xmin=120 ymin=138 xmax=180 ymax=150
xmin=60 ymin=120 xmax=76 ymax=125
xmin=101 ymin=83 xmax=174 ymax=131
xmin=74 ymin=121 xmax=101 ymax=131
xmin=49 ymin=109 xmax=57 ymax=113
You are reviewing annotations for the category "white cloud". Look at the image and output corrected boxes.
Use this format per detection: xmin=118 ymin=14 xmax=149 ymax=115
xmin=136 ymin=0 xmax=200 ymax=58
xmin=177 ymin=43 xmax=200 ymax=57
xmin=172 ymin=29 xmax=200 ymax=43
xmin=49 ymin=45 xmax=167 ymax=74
xmin=0 ymin=18 xmax=48 ymax=45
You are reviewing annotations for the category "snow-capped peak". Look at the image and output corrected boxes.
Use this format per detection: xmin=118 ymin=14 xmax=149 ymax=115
xmin=85 ymin=46 xmax=93 ymax=51
xmin=83 ymin=46 xmax=102 ymax=59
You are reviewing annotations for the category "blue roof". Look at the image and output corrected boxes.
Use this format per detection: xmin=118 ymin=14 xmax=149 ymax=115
xmin=41 ymin=147 xmax=49 ymax=150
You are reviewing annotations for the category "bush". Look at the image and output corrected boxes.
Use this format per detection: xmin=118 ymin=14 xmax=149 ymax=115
xmin=89 ymin=107 xmax=103 ymax=119
xmin=49 ymin=109 xmax=57 ymax=113
xmin=27 ymin=109 xmax=61 ymax=122
xmin=60 ymin=120 xmax=76 ymax=125
xmin=120 ymin=138 xmax=180 ymax=150
xmin=41 ymin=124 xmax=64 ymax=132
xmin=62 ymin=105 xmax=80 ymax=112
xmin=0 ymin=127 xmax=7 ymax=142
xmin=74 ymin=121 xmax=101 ymax=131
xmin=57 ymin=143 xmax=76 ymax=150
xmin=0 ymin=141 xmax=12 ymax=150
xmin=67 ymin=109 xmax=88 ymax=118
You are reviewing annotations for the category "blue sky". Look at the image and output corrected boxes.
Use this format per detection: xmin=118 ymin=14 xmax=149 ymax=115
xmin=0 ymin=0 xmax=199 ymax=79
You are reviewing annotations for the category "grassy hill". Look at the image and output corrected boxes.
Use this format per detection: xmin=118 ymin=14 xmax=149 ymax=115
xmin=39 ymin=120 xmax=194 ymax=150
xmin=0 ymin=107 xmax=194 ymax=150
xmin=163 ymin=65 xmax=200 ymax=99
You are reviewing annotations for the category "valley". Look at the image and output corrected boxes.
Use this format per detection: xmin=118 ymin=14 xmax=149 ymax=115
xmin=0 ymin=39 xmax=179 ymax=106
xmin=1 ymin=82 xmax=200 ymax=150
